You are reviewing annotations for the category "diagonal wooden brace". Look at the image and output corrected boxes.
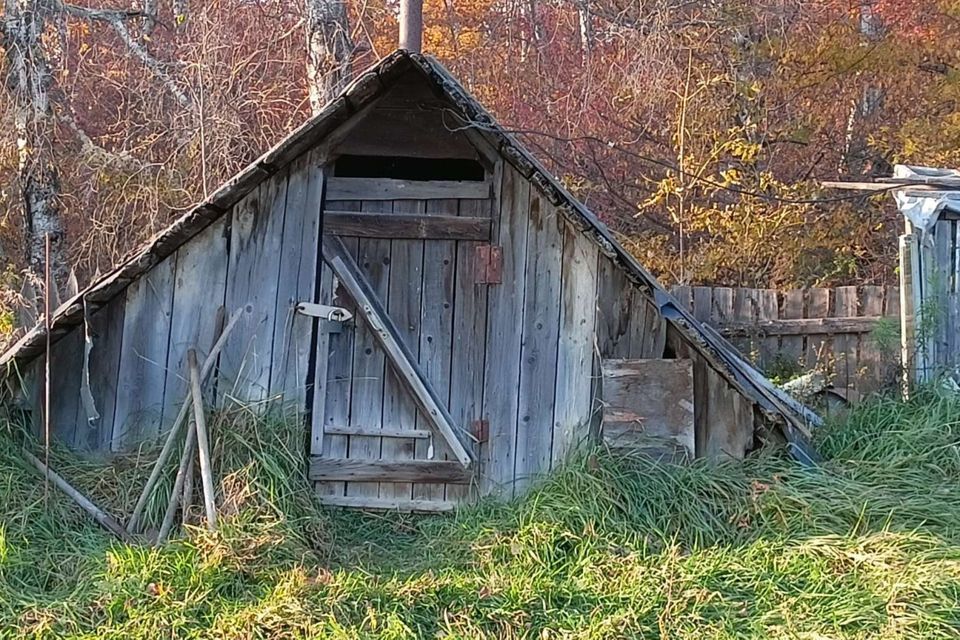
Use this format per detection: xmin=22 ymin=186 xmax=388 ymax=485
xmin=322 ymin=235 xmax=474 ymax=467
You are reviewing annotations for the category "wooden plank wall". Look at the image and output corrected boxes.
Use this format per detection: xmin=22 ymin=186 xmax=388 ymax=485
xmin=672 ymin=285 xmax=902 ymax=397
xmin=38 ymin=148 xmax=327 ymax=450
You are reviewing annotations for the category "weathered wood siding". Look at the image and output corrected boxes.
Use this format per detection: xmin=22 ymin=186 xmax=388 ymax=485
xmin=35 ymin=148 xmax=327 ymax=450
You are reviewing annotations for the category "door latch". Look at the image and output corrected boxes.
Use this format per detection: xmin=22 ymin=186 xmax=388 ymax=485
xmin=295 ymin=302 xmax=353 ymax=333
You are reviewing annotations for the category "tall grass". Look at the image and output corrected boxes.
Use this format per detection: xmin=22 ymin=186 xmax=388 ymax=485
xmin=1 ymin=393 xmax=958 ymax=639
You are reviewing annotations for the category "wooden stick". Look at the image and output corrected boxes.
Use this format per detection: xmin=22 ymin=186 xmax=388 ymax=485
xmin=188 ymin=349 xmax=218 ymax=531
xmin=22 ymin=448 xmax=136 ymax=544
xmin=181 ymin=452 xmax=195 ymax=527
xmin=156 ymin=420 xmax=198 ymax=545
xmin=126 ymin=306 xmax=246 ymax=533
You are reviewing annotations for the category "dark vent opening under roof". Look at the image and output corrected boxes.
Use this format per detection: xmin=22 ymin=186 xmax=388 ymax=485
xmin=334 ymin=155 xmax=485 ymax=182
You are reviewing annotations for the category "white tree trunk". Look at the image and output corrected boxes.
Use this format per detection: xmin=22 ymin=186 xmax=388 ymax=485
xmin=305 ymin=0 xmax=353 ymax=114
xmin=840 ymin=0 xmax=885 ymax=176
xmin=2 ymin=0 xmax=68 ymax=289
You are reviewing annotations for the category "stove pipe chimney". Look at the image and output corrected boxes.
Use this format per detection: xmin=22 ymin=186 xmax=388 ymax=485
xmin=399 ymin=0 xmax=423 ymax=53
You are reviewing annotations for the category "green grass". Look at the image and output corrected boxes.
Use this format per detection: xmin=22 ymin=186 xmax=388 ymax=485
xmin=1 ymin=392 xmax=959 ymax=639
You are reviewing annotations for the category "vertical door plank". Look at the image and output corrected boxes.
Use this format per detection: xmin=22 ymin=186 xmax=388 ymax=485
xmin=381 ymin=200 xmax=423 ymax=501
xmin=270 ymin=153 xmax=325 ymax=408
xmin=45 ymin=329 xmax=85 ymax=447
xmin=552 ymin=218 xmax=599 ymax=467
xmin=481 ymin=166 xmax=529 ymax=495
xmin=316 ymin=203 xmax=360 ymax=497
xmin=113 ymin=255 xmax=176 ymax=449
xmin=164 ymin=218 xmax=229 ymax=420
xmin=414 ymin=198 xmax=458 ymax=502
xmin=221 ymin=174 xmax=288 ymax=405
xmin=345 ymin=201 xmax=391 ymax=499
xmin=446 ymin=197 xmax=491 ymax=503
xmin=80 ymin=296 xmax=125 ymax=451
xmin=513 ymin=192 xmax=563 ymax=495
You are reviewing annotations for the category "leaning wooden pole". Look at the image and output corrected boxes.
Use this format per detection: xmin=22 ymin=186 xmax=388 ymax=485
xmin=156 ymin=420 xmax=198 ymax=545
xmin=188 ymin=349 xmax=218 ymax=531
xmin=127 ymin=306 xmax=245 ymax=533
xmin=22 ymin=449 xmax=136 ymax=544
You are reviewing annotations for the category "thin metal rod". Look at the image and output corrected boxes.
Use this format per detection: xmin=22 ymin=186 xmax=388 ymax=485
xmin=43 ymin=233 xmax=52 ymax=504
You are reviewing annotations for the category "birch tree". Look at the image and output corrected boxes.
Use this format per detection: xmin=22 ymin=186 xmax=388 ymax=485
xmin=305 ymin=0 xmax=353 ymax=114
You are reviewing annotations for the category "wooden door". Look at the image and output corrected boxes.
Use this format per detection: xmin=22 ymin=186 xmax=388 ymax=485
xmin=307 ymin=185 xmax=494 ymax=511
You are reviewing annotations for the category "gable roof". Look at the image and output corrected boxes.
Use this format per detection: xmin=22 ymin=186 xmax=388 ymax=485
xmin=1 ymin=50 xmax=819 ymax=461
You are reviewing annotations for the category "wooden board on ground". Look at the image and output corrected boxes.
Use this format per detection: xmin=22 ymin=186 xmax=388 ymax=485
xmin=600 ymin=358 xmax=695 ymax=457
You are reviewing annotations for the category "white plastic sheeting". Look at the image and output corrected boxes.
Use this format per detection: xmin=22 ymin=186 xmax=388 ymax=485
xmin=893 ymin=165 xmax=960 ymax=234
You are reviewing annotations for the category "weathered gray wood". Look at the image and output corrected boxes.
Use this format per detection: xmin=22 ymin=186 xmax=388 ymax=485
xmin=446 ymin=197 xmax=491 ymax=503
xmin=934 ymin=221 xmax=953 ymax=369
xmin=805 ymin=288 xmax=831 ymax=368
xmin=780 ymin=290 xmax=805 ymax=367
xmin=315 ymin=213 xmax=359 ymax=497
xmin=326 ymin=177 xmax=491 ymax=201
xmin=701 ymin=364 xmax=753 ymax=459
xmin=324 ymin=426 xmax=432 ymax=438
xmin=317 ymin=494 xmax=457 ymax=512
xmin=309 ymin=458 xmax=471 ymax=483
xmin=79 ymin=297 xmax=125 ymax=451
xmin=381 ymin=199 xmax=423 ymax=501
xmin=44 ymin=329 xmax=84 ymax=447
xmin=323 ymin=234 xmax=472 ymax=466
xmin=860 ymin=286 xmax=885 ymax=392
xmin=163 ymin=217 xmax=229 ymax=424
xmin=481 ymin=166 xmax=529 ymax=495
xmin=601 ymin=359 xmax=695 ymax=456
xmin=733 ymin=288 xmax=758 ymax=364
xmin=717 ymin=315 xmax=882 ymax=336
xmin=552 ymin=219 xmax=599 ymax=466
xmin=691 ymin=287 xmax=712 ymax=322
xmin=514 ymin=192 xmax=563 ymax=494
xmin=113 ymin=255 xmax=176 ymax=449
xmin=345 ymin=202 xmax=392 ymax=499
xmin=125 ymin=307 xmax=245 ymax=533
xmin=595 ymin=255 xmax=635 ymax=359
xmin=757 ymin=289 xmax=779 ymax=366
xmin=640 ymin=298 xmax=666 ymax=358
xmin=323 ymin=211 xmax=490 ymax=240
xmin=415 ymin=198 xmax=458 ymax=501
xmin=269 ymin=153 xmax=325 ymax=406
xmin=221 ymin=174 xmax=288 ymax=404
xmin=310 ymin=260 xmax=336 ymax=458
xmin=834 ymin=286 xmax=858 ymax=390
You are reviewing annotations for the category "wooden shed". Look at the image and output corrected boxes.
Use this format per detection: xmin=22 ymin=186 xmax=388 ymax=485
xmin=1 ymin=51 xmax=817 ymax=510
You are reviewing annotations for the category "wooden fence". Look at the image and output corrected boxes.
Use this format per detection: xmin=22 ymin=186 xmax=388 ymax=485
xmin=671 ymin=285 xmax=901 ymax=398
